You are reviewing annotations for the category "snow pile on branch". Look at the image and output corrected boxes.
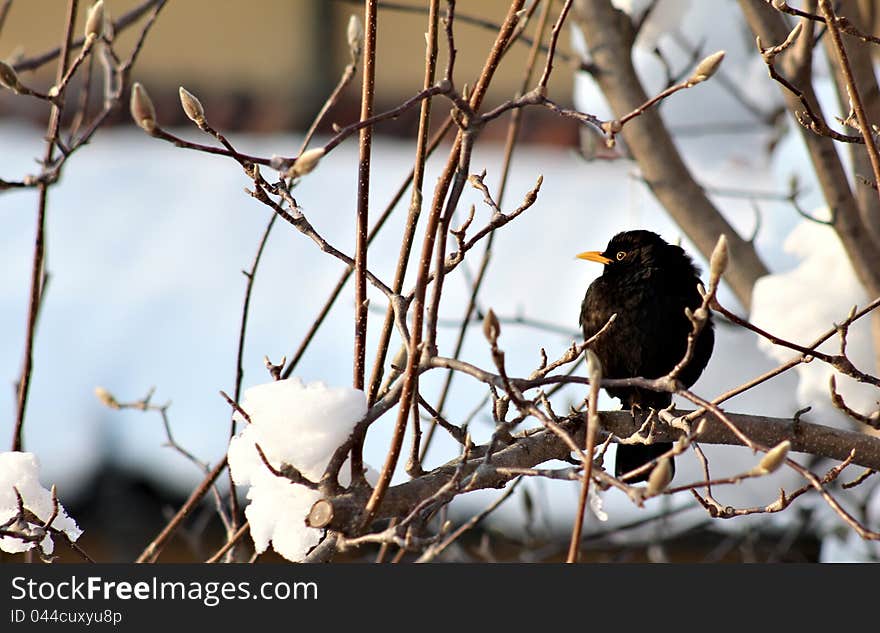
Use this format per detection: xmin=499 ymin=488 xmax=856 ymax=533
xmin=0 ymin=452 xmax=82 ymax=555
xmin=752 ymin=217 xmax=877 ymax=428
xmin=227 ymin=378 xmax=368 ymax=562
xmin=751 ymin=217 xmax=880 ymax=561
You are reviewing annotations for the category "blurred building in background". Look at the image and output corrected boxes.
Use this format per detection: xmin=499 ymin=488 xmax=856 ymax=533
xmin=1 ymin=0 xmax=577 ymax=143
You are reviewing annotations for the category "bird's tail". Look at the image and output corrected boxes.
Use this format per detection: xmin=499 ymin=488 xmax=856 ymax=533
xmin=615 ymin=442 xmax=674 ymax=483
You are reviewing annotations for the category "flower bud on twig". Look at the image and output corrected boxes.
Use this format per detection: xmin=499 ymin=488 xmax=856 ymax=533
xmin=94 ymin=386 xmax=119 ymax=409
xmin=178 ymin=86 xmax=206 ymax=127
xmin=390 ymin=344 xmax=407 ymax=372
xmin=646 ymin=458 xmax=673 ymax=496
xmin=709 ymin=233 xmax=728 ymax=288
xmin=85 ymin=1 xmax=104 ymax=41
xmin=348 ymin=14 xmax=364 ymax=61
xmin=130 ymin=82 xmax=157 ymax=133
xmin=753 ymin=440 xmax=791 ymax=475
xmin=688 ymin=50 xmax=725 ymax=85
xmin=482 ymin=308 xmax=500 ymax=346
xmin=287 ymin=147 xmax=325 ymax=178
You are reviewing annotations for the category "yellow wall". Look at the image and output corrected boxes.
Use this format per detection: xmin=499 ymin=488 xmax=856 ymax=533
xmin=3 ymin=1 xmax=575 ymax=122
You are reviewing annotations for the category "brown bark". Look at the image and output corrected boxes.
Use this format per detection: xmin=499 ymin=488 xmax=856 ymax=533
xmin=738 ymin=0 xmax=880 ymax=300
xmin=573 ymin=0 xmax=769 ymax=311
xmin=309 ymin=409 xmax=880 ymax=535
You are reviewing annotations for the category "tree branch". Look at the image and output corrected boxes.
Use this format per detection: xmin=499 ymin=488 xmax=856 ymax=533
xmin=307 ymin=408 xmax=880 ymax=535
xmin=739 ymin=0 xmax=880 ymax=301
xmin=573 ymin=0 xmax=769 ymax=310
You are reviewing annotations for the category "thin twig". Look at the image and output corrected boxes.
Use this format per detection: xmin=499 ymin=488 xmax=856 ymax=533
xmin=359 ymin=0 xmax=526 ymax=531
xmin=365 ymin=0 xmax=441 ymax=406
xmin=205 ymin=521 xmax=250 ymax=563
xmin=226 ymin=214 xmax=277 ymax=552
xmin=281 ymin=117 xmax=454 ymax=380
xmin=536 ymin=0 xmax=574 ymax=92
xmin=12 ymin=0 xmax=164 ymax=73
xmin=711 ymin=296 xmax=880 ymax=387
xmin=0 ymin=0 xmax=12 ymax=36
xmin=415 ymin=477 xmax=522 ymax=562
xmin=13 ymin=0 xmax=79 ymax=451
xmin=419 ymin=0 xmax=554 ymax=465
xmin=353 ymin=0 xmax=378 ymax=397
xmin=567 ymin=351 xmax=601 ymax=563
xmin=335 ymin=0 xmax=596 ymax=73
xmin=136 ymin=457 xmax=228 ymax=563
xmin=817 ymin=0 xmax=880 ymax=201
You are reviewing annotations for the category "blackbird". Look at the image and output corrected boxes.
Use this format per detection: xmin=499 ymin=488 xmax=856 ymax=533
xmin=578 ymin=230 xmax=714 ymax=483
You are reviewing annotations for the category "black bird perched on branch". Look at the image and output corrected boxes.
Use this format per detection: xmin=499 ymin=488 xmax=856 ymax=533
xmin=578 ymin=230 xmax=714 ymax=483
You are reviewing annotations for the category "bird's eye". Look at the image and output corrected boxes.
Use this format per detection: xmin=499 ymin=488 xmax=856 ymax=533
xmin=615 ymin=251 xmax=626 ymax=261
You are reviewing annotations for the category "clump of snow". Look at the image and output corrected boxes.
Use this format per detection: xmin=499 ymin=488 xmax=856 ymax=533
xmin=751 ymin=216 xmax=878 ymax=430
xmin=0 ymin=452 xmax=82 ymax=555
xmin=227 ymin=378 xmax=369 ymax=562
xmin=752 ymin=217 xmax=880 ymax=561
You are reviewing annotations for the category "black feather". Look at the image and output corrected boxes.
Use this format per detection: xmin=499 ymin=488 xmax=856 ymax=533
xmin=579 ymin=230 xmax=715 ymax=482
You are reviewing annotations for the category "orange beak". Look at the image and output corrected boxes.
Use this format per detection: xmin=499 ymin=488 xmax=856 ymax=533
xmin=576 ymin=250 xmax=613 ymax=264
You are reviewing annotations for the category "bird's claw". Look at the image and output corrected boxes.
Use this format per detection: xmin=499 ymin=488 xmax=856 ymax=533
xmin=619 ymin=407 xmax=656 ymax=445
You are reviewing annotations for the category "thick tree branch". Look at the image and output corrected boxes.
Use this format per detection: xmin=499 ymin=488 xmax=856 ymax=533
xmin=741 ymin=0 xmax=880 ymax=370
xmin=308 ymin=408 xmax=880 ymax=535
xmin=822 ymin=1 xmax=880 ymax=244
xmin=818 ymin=0 xmax=880 ymax=200
xmin=739 ymin=0 xmax=880 ymax=300
xmin=573 ymin=0 xmax=769 ymax=310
